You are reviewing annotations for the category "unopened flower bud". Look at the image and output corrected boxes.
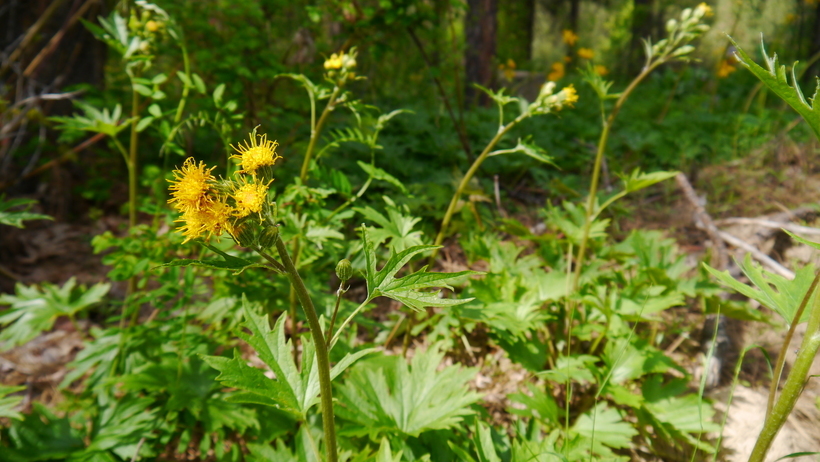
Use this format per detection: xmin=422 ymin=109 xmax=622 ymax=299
xmin=233 ymin=223 xmax=257 ymax=248
xmin=257 ymin=225 xmax=280 ymax=249
xmin=335 ymin=259 xmax=353 ymax=282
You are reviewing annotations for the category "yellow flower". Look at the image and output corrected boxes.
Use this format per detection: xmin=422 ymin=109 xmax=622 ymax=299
xmin=547 ymin=62 xmax=565 ymax=81
xmin=594 ymin=65 xmax=608 ymax=76
xmin=717 ymin=60 xmax=736 ymax=78
xmin=562 ymin=85 xmax=579 ymax=107
xmin=232 ymin=180 xmax=271 ymax=218
xmin=562 ymin=30 xmax=578 ymax=46
xmin=176 ymin=199 xmax=234 ymax=243
xmin=324 ymin=53 xmax=343 ymax=70
xmin=499 ymin=58 xmax=516 ymax=81
xmin=697 ymin=2 xmax=713 ymax=17
xmin=231 ymin=132 xmax=280 ymax=176
xmin=578 ymin=48 xmax=594 ymax=60
xmin=168 ymin=158 xmax=216 ymax=213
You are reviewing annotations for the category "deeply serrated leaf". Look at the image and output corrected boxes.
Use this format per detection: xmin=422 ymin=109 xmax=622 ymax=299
xmin=704 ymin=254 xmax=814 ymax=325
xmin=730 ymin=36 xmax=820 ymax=140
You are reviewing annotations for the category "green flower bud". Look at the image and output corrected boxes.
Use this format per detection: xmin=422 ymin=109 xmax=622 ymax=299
xmin=335 ymin=259 xmax=353 ymax=282
xmin=258 ymin=225 xmax=280 ymax=249
xmin=232 ymin=223 xmax=257 ymax=248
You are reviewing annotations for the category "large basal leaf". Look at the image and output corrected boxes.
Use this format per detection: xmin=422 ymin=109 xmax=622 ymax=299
xmin=572 ymin=404 xmax=638 ymax=453
xmin=730 ymin=36 xmax=820 ymax=141
xmin=335 ymin=344 xmax=482 ymax=438
xmin=704 ymin=254 xmax=814 ymax=325
xmin=361 ymin=225 xmax=479 ymax=311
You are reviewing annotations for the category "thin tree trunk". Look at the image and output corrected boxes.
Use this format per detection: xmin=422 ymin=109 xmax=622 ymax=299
xmin=465 ymin=0 xmax=497 ymax=107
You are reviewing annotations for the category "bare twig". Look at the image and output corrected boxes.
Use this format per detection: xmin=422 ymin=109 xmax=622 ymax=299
xmin=715 ymin=217 xmax=820 ymax=237
xmin=23 ymin=0 xmax=99 ymax=78
xmin=717 ymin=230 xmax=795 ymax=279
xmin=675 ymin=172 xmax=729 ymax=270
xmin=0 ymin=0 xmax=70 ymax=76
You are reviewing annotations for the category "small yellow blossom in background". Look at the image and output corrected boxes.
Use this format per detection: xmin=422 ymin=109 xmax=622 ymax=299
xmin=562 ymin=30 xmax=578 ymax=46
xmin=232 ymin=180 xmax=272 ymax=218
xmin=697 ymin=2 xmax=714 ymax=17
xmin=578 ymin=48 xmax=594 ymax=60
xmin=499 ymin=58 xmax=517 ymax=81
xmin=562 ymin=85 xmax=579 ymax=107
xmin=547 ymin=62 xmax=565 ymax=81
xmin=717 ymin=59 xmax=736 ymax=78
xmin=324 ymin=53 xmax=344 ymax=70
xmin=168 ymin=158 xmax=216 ymax=213
xmin=176 ymin=199 xmax=234 ymax=243
xmin=594 ymin=65 xmax=608 ymax=76
xmin=563 ymin=55 xmax=572 ymax=63
xmin=231 ymin=132 xmax=280 ymax=176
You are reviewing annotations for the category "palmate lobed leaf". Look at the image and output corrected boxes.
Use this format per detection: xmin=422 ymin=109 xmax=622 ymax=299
xmin=729 ymin=35 xmax=820 ymax=141
xmin=0 ymin=278 xmax=110 ymax=350
xmin=335 ymin=344 xmax=482 ymax=439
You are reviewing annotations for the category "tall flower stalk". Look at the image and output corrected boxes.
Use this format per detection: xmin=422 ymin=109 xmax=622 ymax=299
xmin=167 ymin=129 xmax=339 ymax=461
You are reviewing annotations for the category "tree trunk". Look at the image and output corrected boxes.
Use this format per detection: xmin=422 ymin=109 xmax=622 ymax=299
xmin=465 ymin=0 xmax=497 ymax=107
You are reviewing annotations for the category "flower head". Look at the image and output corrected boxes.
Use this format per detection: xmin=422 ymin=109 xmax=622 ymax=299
xmin=547 ymin=62 xmax=565 ymax=81
xmin=324 ymin=53 xmax=344 ymax=70
xmin=562 ymin=30 xmax=578 ymax=46
xmin=578 ymin=48 xmax=594 ymax=60
xmin=561 ymin=85 xmax=579 ymax=107
xmin=231 ymin=132 xmax=280 ymax=176
xmin=232 ymin=179 xmax=272 ymax=218
xmin=168 ymin=158 xmax=216 ymax=213
xmin=696 ymin=2 xmax=713 ymax=17
xmin=176 ymin=199 xmax=234 ymax=243
xmin=717 ymin=60 xmax=736 ymax=78
xmin=594 ymin=65 xmax=608 ymax=76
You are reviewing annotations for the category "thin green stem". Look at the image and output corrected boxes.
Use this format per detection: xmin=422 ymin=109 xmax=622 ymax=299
xmin=300 ymin=86 xmax=340 ymax=183
xmin=128 ymin=87 xmax=140 ymax=230
xmin=750 ymin=277 xmax=820 ymax=462
xmin=325 ymin=285 xmax=345 ymax=345
xmin=571 ymin=62 xmax=657 ymax=292
xmin=329 ymin=298 xmax=371 ymax=349
xmin=273 ymin=236 xmax=338 ymax=462
xmin=430 ymin=111 xmax=529 ymax=265
xmin=765 ymin=271 xmax=820 ymax=419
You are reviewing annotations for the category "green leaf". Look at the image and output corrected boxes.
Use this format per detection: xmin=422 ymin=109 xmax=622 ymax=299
xmin=487 ymin=138 xmax=554 ymax=165
xmin=213 ymin=83 xmax=225 ymax=106
xmin=572 ymin=404 xmax=638 ymax=452
xmin=376 ymin=438 xmax=403 ymax=462
xmin=135 ymin=116 xmax=154 ymax=132
xmin=335 ymin=345 xmax=482 ymax=438
xmin=357 ymin=161 xmax=407 ymax=194
xmin=0 ymin=278 xmax=110 ymax=349
xmin=159 ymin=241 xmax=276 ymax=275
xmin=474 ymin=421 xmax=502 ymax=462
xmin=730 ymin=36 xmax=820 ymax=140
xmin=0 ymin=385 xmax=24 ymax=420
xmin=192 ymin=73 xmax=207 ymax=94
xmin=704 ymin=254 xmax=814 ymax=325
xmin=0 ymin=196 xmax=51 ymax=228
xmin=537 ymin=355 xmax=598 ymax=384
xmin=621 ymin=169 xmax=678 ymax=193
xmin=361 ymin=225 xmax=479 ymax=311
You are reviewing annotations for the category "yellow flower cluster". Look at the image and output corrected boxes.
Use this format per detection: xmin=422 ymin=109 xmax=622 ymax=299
xmin=323 ymin=50 xmax=356 ymax=71
xmin=577 ymin=48 xmax=594 ymax=60
xmin=168 ymin=131 xmax=280 ymax=243
xmin=562 ymin=30 xmax=578 ymax=46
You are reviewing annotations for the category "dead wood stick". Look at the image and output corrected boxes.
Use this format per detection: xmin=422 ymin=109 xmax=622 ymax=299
xmin=715 ymin=217 xmax=820 ymax=237
xmin=23 ymin=0 xmax=100 ymax=78
xmin=716 ymin=230 xmax=795 ymax=279
xmin=0 ymin=0 xmax=70 ymax=76
xmin=675 ymin=173 xmax=729 ymax=270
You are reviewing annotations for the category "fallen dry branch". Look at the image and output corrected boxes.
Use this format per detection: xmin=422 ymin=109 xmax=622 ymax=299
xmin=716 ymin=230 xmax=795 ymax=279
